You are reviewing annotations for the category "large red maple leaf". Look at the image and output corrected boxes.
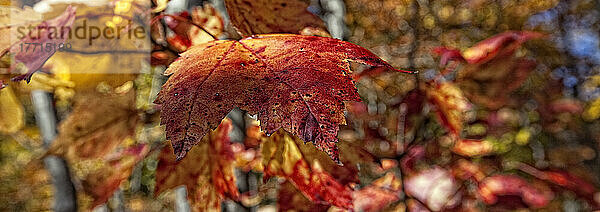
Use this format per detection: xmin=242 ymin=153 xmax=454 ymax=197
xmin=155 ymin=34 xmax=407 ymax=163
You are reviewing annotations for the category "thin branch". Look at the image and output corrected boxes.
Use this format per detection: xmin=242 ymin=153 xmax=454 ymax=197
xmin=152 ymin=14 xmax=218 ymax=40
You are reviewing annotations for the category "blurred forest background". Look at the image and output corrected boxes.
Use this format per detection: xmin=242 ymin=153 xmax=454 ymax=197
xmin=1 ymin=0 xmax=600 ymax=211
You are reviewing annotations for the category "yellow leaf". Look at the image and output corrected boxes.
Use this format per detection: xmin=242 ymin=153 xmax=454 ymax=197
xmin=259 ymin=130 xmax=354 ymax=209
xmin=583 ymin=97 xmax=600 ymax=121
xmin=48 ymin=89 xmax=138 ymax=160
xmin=152 ymin=0 xmax=169 ymax=13
xmin=0 ymin=86 xmax=24 ymax=134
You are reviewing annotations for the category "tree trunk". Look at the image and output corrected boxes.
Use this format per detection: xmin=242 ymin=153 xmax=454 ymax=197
xmin=32 ymin=90 xmax=77 ymax=212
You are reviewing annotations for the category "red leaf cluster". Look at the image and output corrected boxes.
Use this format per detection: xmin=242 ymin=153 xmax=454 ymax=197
xmin=478 ymin=175 xmax=554 ymax=208
xmin=434 ymin=31 xmax=544 ymax=66
xmin=155 ymin=119 xmax=243 ymax=211
xmin=83 ymin=144 xmax=150 ymax=207
xmin=259 ymin=130 xmax=354 ymax=209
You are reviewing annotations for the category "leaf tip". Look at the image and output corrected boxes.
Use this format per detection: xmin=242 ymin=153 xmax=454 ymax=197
xmin=174 ymin=150 xmax=187 ymax=161
xmin=324 ymin=144 xmax=343 ymax=166
xmin=11 ymin=73 xmax=33 ymax=83
xmin=171 ymin=142 xmax=189 ymax=161
xmin=400 ymin=68 xmax=419 ymax=74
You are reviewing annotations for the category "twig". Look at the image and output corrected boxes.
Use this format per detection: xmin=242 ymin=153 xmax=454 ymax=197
xmin=152 ymin=13 xmax=218 ymax=40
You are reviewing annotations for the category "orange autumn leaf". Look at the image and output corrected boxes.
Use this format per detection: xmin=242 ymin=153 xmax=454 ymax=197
xmin=278 ymin=171 xmax=403 ymax=212
xmin=433 ymin=31 xmax=542 ymax=109
xmin=518 ymin=163 xmax=600 ymax=207
xmin=82 ymin=144 xmax=150 ymax=207
xmin=165 ymin=34 xmax=191 ymax=52
xmin=224 ymin=0 xmax=327 ymax=37
xmin=155 ymin=34 xmax=408 ymax=163
xmin=48 ymin=90 xmax=138 ymax=160
xmin=155 ymin=119 xmax=243 ymax=212
xmin=423 ymin=80 xmax=472 ymax=136
xmin=353 ymin=172 xmax=402 ymax=212
xmin=244 ymin=124 xmax=263 ymax=148
xmin=162 ymin=4 xmax=224 ymax=52
xmin=451 ymin=138 xmax=494 ymax=157
xmin=336 ymin=139 xmax=375 ymax=183
xmin=259 ymin=130 xmax=354 ymax=209
xmin=452 ymin=159 xmax=486 ymax=182
xmin=460 ymin=31 xmax=543 ymax=65
xmin=151 ymin=4 xmax=224 ymax=66
xmin=278 ymin=181 xmax=331 ymax=212
xmin=434 ymin=31 xmax=544 ymax=66
xmin=478 ymin=174 xmax=554 ymax=209
xmin=457 ymin=57 xmax=537 ymax=109
xmin=39 ymin=87 xmax=143 ymax=208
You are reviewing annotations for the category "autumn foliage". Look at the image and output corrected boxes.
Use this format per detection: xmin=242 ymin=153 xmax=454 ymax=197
xmin=2 ymin=0 xmax=600 ymax=212
xmin=155 ymin=34 xmax=408 ymax=163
